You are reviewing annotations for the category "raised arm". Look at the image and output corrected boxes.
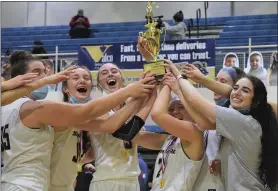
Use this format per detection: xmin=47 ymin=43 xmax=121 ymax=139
xmin=183 ymin=64 xmax=278 ymax=117
xmin=151 ymin=84 xmax=204 ymax=142
xmin=179 ymin=78 xmax=216 ymax=129
xmin=163 ymin=72 xmax=214 ymax=130
xmin=181 ymin=64 xmax=232 ymax=98
xmin=69 ymin=16 xmax=76 ymax=27
xmin=1 ymin=66 xmax=76 ymax=106
xmin=133 ymin=131 xmax=168 ymax=150
xmin=164 ymin=22 xmax=184 ymax=34
xmin=112 ymin=72 xmax=158 ymax=141
xmin=84 ymin=17 xmax=90 ymax=28
xmin=2 ymin=73 xmax=37 ymax=92
xmin=131 ymin=72 xmax=169 ymax=149
xmin=136 ymin=86 xmax=157 ymax=120
xmin=77 ymin=98 xmax=142 ymax=133
xmin=164 ymin=60 xmax=216 ymax=130
xmin=199 ymin=77 xmax=232 ymax=98
xmin=21 ymin=77 xmax=155 ymax=129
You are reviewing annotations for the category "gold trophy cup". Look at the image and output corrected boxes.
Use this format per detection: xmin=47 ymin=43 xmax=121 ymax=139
xmin=139 ymin=2 xmax=166 ymax=81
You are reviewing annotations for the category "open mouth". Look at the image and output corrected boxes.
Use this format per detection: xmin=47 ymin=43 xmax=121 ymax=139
xmin=77 ymin=87 xmax=88 ymax=94
xmin=107 ymin=79 xmax=117 ymax=87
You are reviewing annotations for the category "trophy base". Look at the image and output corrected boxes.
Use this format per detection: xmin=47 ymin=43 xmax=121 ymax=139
xmin=143 ymin=60 xmax=165 ymax=82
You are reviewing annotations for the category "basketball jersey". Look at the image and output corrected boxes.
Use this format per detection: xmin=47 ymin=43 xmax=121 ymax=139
xmin=49 ymin=129 xmax=79 ymax=191
xmin=90 ymin=110 xmax=140 ymax=182
xmin=151 ymin=136 xmax=204 ymax=191
xmin=1 ymin=98 xmax=54 ymax=191
xmin=46 ymin=91 xmax=79 ymax=191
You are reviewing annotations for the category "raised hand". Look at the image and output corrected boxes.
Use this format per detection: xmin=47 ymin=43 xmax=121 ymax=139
xmin=3 ymin=73 xmax=38 ymax=91
xmin=148 ymin=85 xmax=158 ymax=103
xmin=141 ymin=71 xmax=157 ymax=86
xmin=126 ymin=76 xmax=156 ymax=98
xmin=162 ymin=59 xmax=181 ymax=78
xmin=162 ymin=73 xmax=181 ymax=94
xmin=139 ymin=70 xmax=149 ymax=80
xmin=181 ymin=64 xmax=205 ymax=84
xmin=44 ymin=65 xmax=76 ymax=85
xmin=137 ymin=36 xmax=155 ymax=61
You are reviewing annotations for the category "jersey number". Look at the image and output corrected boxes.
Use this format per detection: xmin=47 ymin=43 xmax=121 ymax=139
xmin=1 ymin=124 xmax=11 ymax=151
xmin=156 ymin=158 xmax=162 ymax=178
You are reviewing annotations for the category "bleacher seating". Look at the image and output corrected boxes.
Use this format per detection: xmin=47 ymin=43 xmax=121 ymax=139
xmin=1 ymin=14 xmax=277 ymax=55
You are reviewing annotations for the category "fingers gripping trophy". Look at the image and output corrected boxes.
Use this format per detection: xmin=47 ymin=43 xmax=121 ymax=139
xmin=139 ymin=1 xmax=166 ymax=82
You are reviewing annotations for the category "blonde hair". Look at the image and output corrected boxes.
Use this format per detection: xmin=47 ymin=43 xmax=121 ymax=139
xmin=62 ymin=65 xmax=93 ymax=102
xmin=96 ymin=63 xmax=125 ymax=91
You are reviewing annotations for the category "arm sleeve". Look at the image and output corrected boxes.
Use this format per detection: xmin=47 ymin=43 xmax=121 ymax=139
xmin=112 ymin=115 xmax=145 ymax=141
xmin=84 ymin=17 xmax=90 ymax=28
xmin=165 ymin=23 xmax=184 ymax=34
xmin=216 ymin=106 xmax=253 ymax=141
xmin=69 ymin=17 xmax=76 ymax=27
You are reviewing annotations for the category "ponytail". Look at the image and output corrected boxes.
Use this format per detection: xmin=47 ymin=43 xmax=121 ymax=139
xmin=247 ymin=75 xmax=278 ymax=190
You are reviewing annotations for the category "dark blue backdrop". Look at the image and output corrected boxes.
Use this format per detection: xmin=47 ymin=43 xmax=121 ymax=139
xmin=78 ymin=39 xmax=215 ymax=70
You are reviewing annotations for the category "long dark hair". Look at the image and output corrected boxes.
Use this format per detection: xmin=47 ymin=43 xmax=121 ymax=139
xmin=246 ymin=75 xmax=278 ymax=190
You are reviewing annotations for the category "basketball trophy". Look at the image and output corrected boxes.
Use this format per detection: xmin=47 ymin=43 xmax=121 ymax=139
xmin=139 ymin=2 xmax=166 ymax=81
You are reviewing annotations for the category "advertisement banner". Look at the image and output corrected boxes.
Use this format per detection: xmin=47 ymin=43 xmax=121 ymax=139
xmin=78 ymin=39 xmax=216 ymax=85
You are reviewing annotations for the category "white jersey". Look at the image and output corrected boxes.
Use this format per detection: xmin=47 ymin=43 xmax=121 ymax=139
xmin=90 ymin=111 xmax=140 ymax=182
xmin=49 ymin=129 xmax=78 ymax=191
xmin=151 ymin=136 xmax=203 ymax=191
xmin=192 ymin=130 xmax=224 ymax=191
xmin=46 ymin=91 xmax=79 ymax=191
xmin=1 ymin=98 xmax=54 ymax=191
